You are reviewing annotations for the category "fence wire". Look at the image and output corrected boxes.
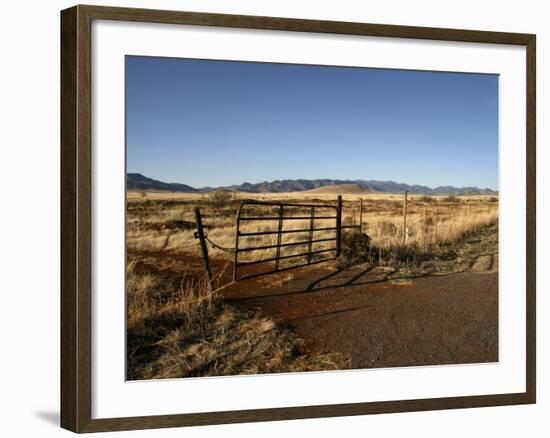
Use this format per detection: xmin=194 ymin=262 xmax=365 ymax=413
xmin=205 ymin=236 xmax=237 ymax=253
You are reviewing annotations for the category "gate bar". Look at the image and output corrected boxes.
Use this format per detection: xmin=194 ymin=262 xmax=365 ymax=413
xmin=235 ymin=200 xmax=338 ymax=209
xmin=239 ymin=215 xmax=336 ymax=221
xmin=237 ymin=247 xmax=336 ymax=268
xmin=238 ymin=236 xmax=336 ymax=252
xmin=239 ymin=225 xmax=340 ymax=237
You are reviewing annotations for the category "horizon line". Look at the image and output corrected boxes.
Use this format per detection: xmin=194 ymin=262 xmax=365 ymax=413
xmin=127 ymin=172 xmax=498 ymax=191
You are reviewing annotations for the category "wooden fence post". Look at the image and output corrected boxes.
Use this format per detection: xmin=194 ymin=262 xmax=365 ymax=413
xmin=194 ymin=207 xmax=213 ymax=287
xmin=403 ymin=191 xmax=408 ymax=245
xmin=336 ymin=195 xmax=342 ymax=257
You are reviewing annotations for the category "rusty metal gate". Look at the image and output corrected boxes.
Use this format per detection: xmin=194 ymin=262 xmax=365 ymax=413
xmin=232 ymin=195 xmax=360 ymax=281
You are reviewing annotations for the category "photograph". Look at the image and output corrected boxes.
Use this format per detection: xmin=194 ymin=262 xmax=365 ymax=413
xmin=125 ymin=55 xmax=499 ymax=381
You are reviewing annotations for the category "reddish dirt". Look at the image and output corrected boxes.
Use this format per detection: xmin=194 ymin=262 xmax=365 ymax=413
xmin=129 ymin=250 xmax=234 ymax=285
xmin=129 ymin=250 xmax=498 ymax=369
xmin=221 ymin=263 xmax=498 ymax=369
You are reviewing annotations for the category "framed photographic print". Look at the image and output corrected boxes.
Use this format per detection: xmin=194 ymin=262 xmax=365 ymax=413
xmin=60 ymin=4 xmax=536 ymax=433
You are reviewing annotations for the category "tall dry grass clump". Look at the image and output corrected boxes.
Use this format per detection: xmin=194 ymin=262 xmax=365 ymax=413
xmin=341 ymin=204 xmax=498 ymax=266
xmin=127 ymin=260 xmax=348 ymax=380
xmin=208 ymin=189 xmax=234 ymax=209
xmin=366 ymin=207 xmax=498 ymax=249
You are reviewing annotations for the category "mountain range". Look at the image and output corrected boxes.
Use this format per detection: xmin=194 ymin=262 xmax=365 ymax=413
xmin=126 ymin=173 xmax=196 ymax=192
xmin=127 ymin=173 xmax=497 ymax=196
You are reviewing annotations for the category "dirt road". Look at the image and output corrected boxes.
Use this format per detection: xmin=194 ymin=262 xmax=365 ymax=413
xmin=222 ymin=266 xmax=497 ymax=368
xmin=221 ymin=224 xmax=499 ymax=369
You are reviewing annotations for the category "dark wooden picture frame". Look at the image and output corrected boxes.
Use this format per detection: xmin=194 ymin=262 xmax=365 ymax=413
xmin=61 ymin=4 xmax=536 ymax=433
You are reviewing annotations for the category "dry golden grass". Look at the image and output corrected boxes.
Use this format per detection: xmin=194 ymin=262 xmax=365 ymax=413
xmin=127 ymin=190 xmax=498 ymax=267
xmin=127 ymin=261 xmax=348 ymax=380
xmin=126 ymin=189 xmax=498 ymax=379
xmin=127 ymin=188 xmax=495 ymax=203
xmin=364 ymin=207 xmax=498 ymax=250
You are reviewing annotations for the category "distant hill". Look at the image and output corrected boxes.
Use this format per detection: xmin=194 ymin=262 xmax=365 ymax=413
xmin=303 ymin=183 xmax=372 ymax=194
xmin=127 ymin=173 xmax=497 ymax=196
xmin=202 ymin=179 xmax=344 ymax=193
xmin=214 ymin=179 xmax=497 ymax=195
xmin=127 ymin=173 xmax=197 ymax=192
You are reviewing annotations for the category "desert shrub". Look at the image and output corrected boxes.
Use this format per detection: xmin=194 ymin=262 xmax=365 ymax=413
xmin=338 ymin=231 xmax=372 ymax=267
xmin=208 ymin=190 xmax=233 ymax=208
xmin=488 ymin=196 xmax=498 ymax=203
xmin=418 ymin=195 xmax=434 ymax=203
xmin=444 ymin=195 xmax=459 ymax=203
xmin=388 ymin=200 xmax=403 ymax=212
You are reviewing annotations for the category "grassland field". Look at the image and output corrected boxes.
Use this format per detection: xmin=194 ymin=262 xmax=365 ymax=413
xmin=126 ymin=188 xmax=499 ymax=380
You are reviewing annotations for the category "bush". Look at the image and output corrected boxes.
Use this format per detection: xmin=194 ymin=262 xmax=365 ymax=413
xmin=444 ymin=195 xmax=459 ymax=203
xmin=418 ymin=195 xmax=434 ymax=203
xmin=208 ymin=190 xmax=233 ymax=208
xmin=338 ymin=232 xmax=372 ymax=267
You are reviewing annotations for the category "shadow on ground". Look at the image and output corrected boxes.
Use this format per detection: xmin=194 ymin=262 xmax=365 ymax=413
xmin=222 ymin=262 xmax=498 ymax=370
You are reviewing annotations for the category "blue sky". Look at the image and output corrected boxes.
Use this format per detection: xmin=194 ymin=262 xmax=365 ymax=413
xmin=126 ymin=56 xmax=498 ymax=190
